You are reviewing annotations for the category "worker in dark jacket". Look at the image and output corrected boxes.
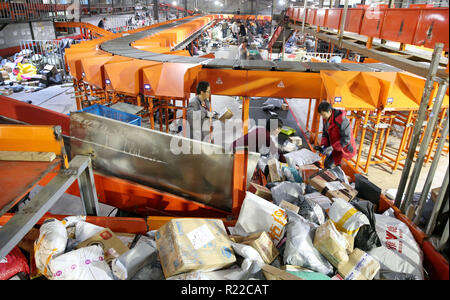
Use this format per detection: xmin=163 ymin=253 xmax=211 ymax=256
xmin=186 ymin=81 xmax=215 ymax=141
xmin=314 ymin=102 xmax=356 ymax=168
xmin=98 ymin=17 xmax=106 ymax=29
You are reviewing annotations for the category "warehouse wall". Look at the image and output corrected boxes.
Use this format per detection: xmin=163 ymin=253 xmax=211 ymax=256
xmin=0 ymin=22 xmax=55 ymax=51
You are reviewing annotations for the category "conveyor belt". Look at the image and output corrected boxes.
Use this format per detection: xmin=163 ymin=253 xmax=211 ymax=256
xmin=98 ymin=15 xmax=402 ymax=73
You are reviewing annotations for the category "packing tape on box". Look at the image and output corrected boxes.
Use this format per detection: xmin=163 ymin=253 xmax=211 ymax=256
xmin=312 ymin=171 xmax=354 ymax=200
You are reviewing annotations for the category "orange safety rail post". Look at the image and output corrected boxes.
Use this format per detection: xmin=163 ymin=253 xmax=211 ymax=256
xmin=232 ymin=149 xmax=248 ymax=219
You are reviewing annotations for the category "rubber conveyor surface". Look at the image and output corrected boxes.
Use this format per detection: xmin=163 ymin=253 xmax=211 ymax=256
xmin=99 ymin=16 xmax=403 ymax=73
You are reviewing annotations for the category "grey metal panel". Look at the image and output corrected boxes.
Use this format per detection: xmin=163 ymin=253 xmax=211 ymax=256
xmin=337 ymin=63 xmax=374 ymax=72
xmin=363 ymin=63 xmax=402 ymax=72
xmin=306 ymin=62 xmax=343 ymax=72
xmin=70 ymin=113 xmax=260 ymax=212
xmin=274 ymin=61 xmax=309 ymax=72
xmin=125 ymin=52 xmax=164 ymax=59
xmin=240 ymin=60 xmax=277 ymax=70
xmin=205 ymin=59 xmax=240 ymax=69
xmin=168 ymin=56 xmax=208 ymax=64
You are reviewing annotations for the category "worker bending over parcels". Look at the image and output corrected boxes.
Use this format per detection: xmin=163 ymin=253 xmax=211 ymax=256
xmin=314 ymin=102 xmax=356 ymax=168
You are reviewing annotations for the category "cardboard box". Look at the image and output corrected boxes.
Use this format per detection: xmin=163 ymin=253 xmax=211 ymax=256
xmin=1 ymin=71 xmax=9 ymax=80
xmin=31 ymin=74 xmax=47 ymax=83
xmin=2 ymin=65 xmax=13 ymax=73
xmin=431 ymin=187 xmax=441 ymax=203
xmin=261 ymin=264 xmax=302 ymax=280
xmin=230 ymin=231 xmax=279 ymax=264
xmin=43 ymin=64 xmax=57 ymax=75
xmin=338 ymin=248 xmax=380 ymax=280
xmin=248 ymin=182 xmax=272 ymax=201
xmin=267 ymin=158 xmax=283 ymax=182
xmin=289 ymin=136 xmax=303 ymax=147
xmin=0 ymin=89 xmax=13 ymax=96
xmin=297 ymin=164 xmax=320 ymax=182
xmin=22 ymin=81 xmax=39 ymax=86
xmin=76 ymin=228 xmax=129 ymax=264
xmin=218 ymin=108 xmax=234 ymax=122
xmin=156 ymin=218 xmax=236 ymax=278
xmin=115 ymin=233 xmax=137 ymax=248
xmin=308 ymin=170 xmax=358 ymax=202
xmin=313 ymin=220 xmax=354 ymax=269
xmin=279 ymin=200 xmax=300 ymax=214
xmin=304 ymin=192 xmax=333 ymax=211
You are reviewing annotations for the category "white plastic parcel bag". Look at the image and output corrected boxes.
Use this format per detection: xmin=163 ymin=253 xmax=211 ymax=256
xmin=284 ymin=149 xmax=321 ymax=166
xmin=34 ymin=218 xmax=68 ymax=278
xmin=283 ymin=211 xmax=334 ymax=275
xmin=48 ymin=245 xmax=114 ymax=280
xmin=112 ymin=236 xmax=157 ymax=280
xmin=328 ymin=198 xmax=370 ymax=237
xmin=368 ymin=214 xmax=424 ymax=280
xmin=234 ymin=192 xmax=288 ymax=246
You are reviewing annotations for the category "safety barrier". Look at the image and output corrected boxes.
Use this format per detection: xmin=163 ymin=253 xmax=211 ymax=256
xmin=286 ymin=5 xmax=449 ymax=51
xmin=19 ymin=38 xmax=83 ymax=82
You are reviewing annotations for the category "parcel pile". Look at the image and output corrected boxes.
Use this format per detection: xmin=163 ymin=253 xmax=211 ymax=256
xmin=0 ymin=41 xmax=72 ymax=95
xmin=1 ymin=149 xmax=425 ymax=280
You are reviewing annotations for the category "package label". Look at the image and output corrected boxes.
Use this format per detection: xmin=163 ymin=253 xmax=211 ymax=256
xmin=187 ymin=225 xmax=216 ymax=250
xmin=326 ymin=181 xmax=347 ymax=191
xmin=345 ymin=252 xmax=370 ymax=280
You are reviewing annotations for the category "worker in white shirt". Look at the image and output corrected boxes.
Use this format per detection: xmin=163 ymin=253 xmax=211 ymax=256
xmin=237 ymin=39 xmax=249 ymax=60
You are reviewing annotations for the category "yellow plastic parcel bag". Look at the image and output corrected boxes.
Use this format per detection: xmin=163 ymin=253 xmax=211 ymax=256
xmin=313 ymin=220 xmax=354 ymax=269
xmin=328 ymin=197 xmax=370 ymax=237
xmin=17 ymin=63 xmax=37 ymax=80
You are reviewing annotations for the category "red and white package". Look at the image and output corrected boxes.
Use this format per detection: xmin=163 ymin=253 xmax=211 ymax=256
xmin=0 ymin=246 xmax=30 ymax=280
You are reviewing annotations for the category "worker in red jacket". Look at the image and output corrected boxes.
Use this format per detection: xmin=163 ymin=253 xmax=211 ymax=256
xmin=314 ymin=102 xmax=357 ymax=168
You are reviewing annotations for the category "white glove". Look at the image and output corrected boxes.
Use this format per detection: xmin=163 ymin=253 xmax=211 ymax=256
xmin=206 ymin=111 xmax=214 ymax=118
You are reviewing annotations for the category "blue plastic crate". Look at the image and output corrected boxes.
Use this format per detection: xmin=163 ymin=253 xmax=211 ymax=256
xmin=78 ymin=104 xmax=141 ymax=126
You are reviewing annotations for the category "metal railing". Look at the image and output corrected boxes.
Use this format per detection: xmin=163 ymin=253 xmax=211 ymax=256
xmin=18 ymin=38 xmax=84 ymax=81
xmin=0 ymin=0 xmax=67 ymax=23
xmin=104 ymin=15 xmax=153 ymax=33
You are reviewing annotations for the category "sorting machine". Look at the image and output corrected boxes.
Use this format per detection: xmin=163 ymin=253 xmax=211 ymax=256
xmin=0 ymin=11 xmax=448 ymax=279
